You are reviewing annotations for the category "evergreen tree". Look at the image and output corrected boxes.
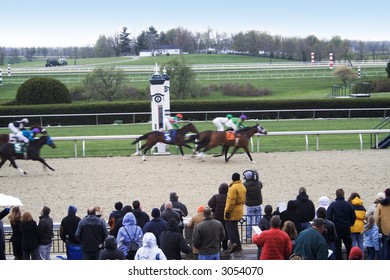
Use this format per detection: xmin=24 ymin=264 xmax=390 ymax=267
xmin=119 ymin=27 xmax=132 ymax=56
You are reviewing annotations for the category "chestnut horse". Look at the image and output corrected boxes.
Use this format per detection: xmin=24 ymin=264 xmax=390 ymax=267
xmin=0 ymin=135 xmax=56 ymax=175
xmin=132 ymin=123 xmax=199 ymax=160
xmin=197 ymin=124 xmax=267 ymax=163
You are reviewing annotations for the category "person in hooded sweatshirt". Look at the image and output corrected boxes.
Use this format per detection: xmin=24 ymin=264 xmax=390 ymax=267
xmin=160 ymin=218 xmax=191 ymax=259
xmin=60 ymin=205 xmax=82 ymax=260
xmin=347 ymin=192 xmax=366 ymax=256
xmin=280 ymin=200 xmax=302 ymax=233
xmin=99 ymin=235 xmax=125 ymax=260
xmin=134 ymin=232 xmax=166 ymax=260
xmin=315 ymin=196 xmax=330 ymax=218
xmin=294 ymin=187 xmax=315 ymax=231
xmin=116 ymin=212 xmax=143 ymax=260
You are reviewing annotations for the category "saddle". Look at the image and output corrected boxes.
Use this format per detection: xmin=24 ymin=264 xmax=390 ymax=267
xmin=164 ymin=130 xmax=177 ymax=143
xmin=225 ymin=131 xmax=236 ymax=141
xmin=225 ymin=131 xmax=240 ymax=145
xmin=13 ymin=143 xmax=25 ymax=154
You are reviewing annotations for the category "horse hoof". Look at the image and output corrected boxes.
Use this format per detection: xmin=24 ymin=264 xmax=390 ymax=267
xmin=251 ymin=160 xmax=256 ymax=164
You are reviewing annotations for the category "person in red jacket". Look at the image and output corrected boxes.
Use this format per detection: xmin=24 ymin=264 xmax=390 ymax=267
xmin=253 ymin=215 xmax=292 ymax=260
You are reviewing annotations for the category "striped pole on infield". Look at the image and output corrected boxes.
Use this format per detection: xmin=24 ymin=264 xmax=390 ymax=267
xmin=329 ymin=53 xmax=333 ymax=70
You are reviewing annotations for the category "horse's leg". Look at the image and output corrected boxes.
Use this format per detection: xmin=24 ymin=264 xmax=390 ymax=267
xmin=141 ymin=146 xmax=153 ymax=161
xmin=177 ymin=146 xmax=186 ymax=159
xmin=34 ymin=157 xmax=55 ymax=171
xmin=226 ymin=146 xmax=239 ymax=163
xmin=8 ymin=157 xmax=27 ymax=175
xmin=242 ymin=146 xmax=255 ymax=163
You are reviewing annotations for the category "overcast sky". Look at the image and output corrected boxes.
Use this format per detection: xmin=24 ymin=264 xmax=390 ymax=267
xmin=2 ymin=0 xmax=389 ymax=47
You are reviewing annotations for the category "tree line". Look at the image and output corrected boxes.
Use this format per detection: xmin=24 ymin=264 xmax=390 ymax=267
xmin=1 ymin=25 xmax=390 ymax=65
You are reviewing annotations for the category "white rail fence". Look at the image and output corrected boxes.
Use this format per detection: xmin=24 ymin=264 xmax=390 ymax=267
xmin=52 ymin=129 xmax=390 ymax=157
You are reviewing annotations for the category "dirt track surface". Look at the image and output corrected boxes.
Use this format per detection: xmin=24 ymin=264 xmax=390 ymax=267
xmin=1 ymin=150 xmax=389 ymax=224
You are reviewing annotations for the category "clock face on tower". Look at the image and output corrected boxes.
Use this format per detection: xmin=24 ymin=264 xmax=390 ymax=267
xmin=151 ymin=93 xmax=164 ymax=103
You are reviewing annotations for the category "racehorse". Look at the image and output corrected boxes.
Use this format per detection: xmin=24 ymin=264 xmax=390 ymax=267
xmin=0 ymin=124 xmax=46 ymax=144
xmin=0 ymin=135 xmax=56 ymax=175
xmin=198 ymin=124 xmax=267 ymax=163
xmin=132 ymin=123 xmax=199 ymax=161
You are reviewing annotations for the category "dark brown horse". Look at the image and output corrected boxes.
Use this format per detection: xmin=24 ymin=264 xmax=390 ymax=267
xmin=197 ymin=124 xmax=267 ymax=163
xmin=0 ymin=135 xmax=56 ymax=175
xmin=132 ymin=123 xmax=199 ymax=160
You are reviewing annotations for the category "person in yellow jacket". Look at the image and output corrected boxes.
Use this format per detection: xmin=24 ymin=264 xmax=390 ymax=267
xmin=348 ymin=192 xmax=366 ymax=257
xmin=224 ymin=172 xmax=246 ymax=254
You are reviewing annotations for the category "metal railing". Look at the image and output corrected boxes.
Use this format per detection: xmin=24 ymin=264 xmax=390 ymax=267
xmin=1 ymin=108 xmax=390 ymax=127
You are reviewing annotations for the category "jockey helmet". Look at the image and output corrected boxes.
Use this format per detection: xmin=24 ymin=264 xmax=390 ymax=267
xmin=239 ymin=114 xmax=247 ymax=120
xmin=176 ymin=113 xmax=183 ymax=119
xmin=21 ymin=118 xmax=29 ymax=123
xmin=32 ymin=128 xmax=40 ymax=134
xmin=226 ymin=114 xmax=233 ymax=119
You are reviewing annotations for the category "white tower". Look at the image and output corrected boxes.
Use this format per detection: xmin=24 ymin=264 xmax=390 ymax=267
xmin=149 ymin=63 xmax=170 ymax=154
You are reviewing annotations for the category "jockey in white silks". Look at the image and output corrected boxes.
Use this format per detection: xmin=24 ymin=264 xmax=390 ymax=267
xmin=212 ymin=114 xmax=233 ymax=131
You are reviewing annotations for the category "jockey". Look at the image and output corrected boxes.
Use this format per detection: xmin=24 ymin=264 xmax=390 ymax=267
xmin=164 ymin=113 xmax=183 ymax=130
xmin=8 ymin=118 xmax=29 ymax=142
xmin=17 ymin=127 xmax=41 ymax=144
xmin=226 ymin=114 xmax=247 ymax=130
xmin=213 ymin=114 xmax=233 ymax=131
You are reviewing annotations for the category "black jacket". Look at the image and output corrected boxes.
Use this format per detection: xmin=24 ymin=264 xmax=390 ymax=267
xmin=244 ymin=180 xmax=263 ymax=206
xmin=294 ymin=193 xmax=315 ymax=223
xmin=60 ymin=214 xmax=81 ymax=244
xmin=327 ymin=197 xmax=356 ymax=235
xmin=208 ymin=184 xmax=228 ymax=222
xmin=280 ymin=200 xmax=303 ymax=233
xmin=99 ymin=235 xmax=125 ymax=260
xmin=75 ymin=215 xmax=108 ymax=253
xmin=132 ymin=208 xmax=150 ymax=229
xmin=20 ymin=220 xmax=39 ymax=251
xmin=38 ymin=215 xmax=54 ymax=245
xmin=159 ymin=219 xmax=190 ymax=259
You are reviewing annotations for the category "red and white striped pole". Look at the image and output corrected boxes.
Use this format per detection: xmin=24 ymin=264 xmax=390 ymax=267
xmin=311 ymin=52 xmax=314 ymax=64
xmin=329 ymin=53 xmax=333 ymax=70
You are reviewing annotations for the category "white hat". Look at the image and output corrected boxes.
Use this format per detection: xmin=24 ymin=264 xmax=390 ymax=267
xmin=376 ymin=192 xmax=385 ymax=201
xmin=318 ymin=196 xmax=330 ymax=207
xmin=21 ymin=118 xmax=29 ymax=123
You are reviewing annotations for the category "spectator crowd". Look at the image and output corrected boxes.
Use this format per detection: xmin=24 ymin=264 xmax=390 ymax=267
xmin=1 ymin=169 xmax=389 ymax=261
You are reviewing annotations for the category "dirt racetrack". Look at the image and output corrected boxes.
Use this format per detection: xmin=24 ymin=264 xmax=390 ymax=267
xmin=1 ymin=150 xmax=389 ymax=224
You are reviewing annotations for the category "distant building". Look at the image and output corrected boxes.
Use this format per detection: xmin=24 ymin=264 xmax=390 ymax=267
xmin=139 ymin=45 xmax=181 ymax=57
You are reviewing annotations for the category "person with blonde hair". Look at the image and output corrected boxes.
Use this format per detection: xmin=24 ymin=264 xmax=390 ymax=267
xmin=364 ymin=215 xmax=380 ymax=260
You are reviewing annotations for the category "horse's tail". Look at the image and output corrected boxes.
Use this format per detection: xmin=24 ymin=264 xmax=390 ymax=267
xmin=132 ymin=132 xmax=152 ymax=144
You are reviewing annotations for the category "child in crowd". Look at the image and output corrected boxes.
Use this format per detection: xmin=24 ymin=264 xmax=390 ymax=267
xmin=363 ymin=215 xmax=380 ymax=260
